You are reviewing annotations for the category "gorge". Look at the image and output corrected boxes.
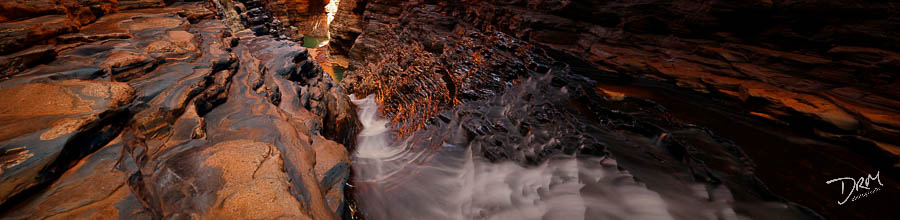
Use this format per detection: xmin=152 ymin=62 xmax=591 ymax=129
xmin=0 ymin=0 xmax=898 ymax=219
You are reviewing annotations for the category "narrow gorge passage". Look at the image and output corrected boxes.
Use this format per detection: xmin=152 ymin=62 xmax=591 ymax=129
xmin=0 ymin=0 xmax=898 ymax=219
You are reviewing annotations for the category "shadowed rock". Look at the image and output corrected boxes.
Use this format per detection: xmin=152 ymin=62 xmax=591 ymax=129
xmin=0 ymin=80 xmax=134 ymax=205
xmin=0 ymin=2 xmax=358 ymax=219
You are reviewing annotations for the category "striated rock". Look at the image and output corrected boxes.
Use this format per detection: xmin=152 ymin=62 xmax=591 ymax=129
xmin=0 ymin=0 xmax=116 ymax=24
xmin=331 ymin=0 xmax=899 ymax=219
xmin=0 ymin=2 xmax=357 ymax=219
xmin=327 ymin=0 xmax=364 ymax=54
xmin=2 ymin=137 xmax=150 ymax=220
xmin=0 ymin=45 xmax=57 ymax=78
xmin=0 ymin=80 xmax=133 ymax=205
xmin=338 ymin=2 xmax=558 ymax=135
xmin=57 ymin=0 xmax=119 ymax=26
xmin=311 ymin=135 xmax=350 ymax=214
xmin=0 ymin=0 xmax=895 ymax=219
xmin=117 ymin=0 xmax=166 ymax=10
xmin=0 ymin=1 xmax=65 ymax=22
xmin=739 ymin=80 xmax=858 ymax=130
xmin=0 ymin=15 xmax=78 ymax=56
xmin=334 ymin=0 xmax=899 ymax=160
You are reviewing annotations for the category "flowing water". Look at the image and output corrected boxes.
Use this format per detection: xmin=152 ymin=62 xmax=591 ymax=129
xmin=347 ymin=74 xmax=816 ymax=220
xmin=351 ymin=95 xmax=681 ymax=219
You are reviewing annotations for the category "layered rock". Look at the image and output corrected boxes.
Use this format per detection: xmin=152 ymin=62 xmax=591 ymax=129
xmin=209 ymin=0 xmax=289 ymax=38
xmin=337 ymin=1 xmax=559 ymax=136
xmin=0 ymin=0 xmax=186 ymax=77
xmin=335 ymin=0 xmax=899 ymax=149
xmin=262 ymin=0 xmax=331 ymax=38
xmin=327 ymin=0 xmax=364 ymax=54
xmin=0 ymin=2 xmax=358 ymax=219
xmin=0 ymin=0 xmax=117 ymax=25
xmin=465 ymin=0 xmax=900 ymax=156
xmin=353 ymin=71 xmax=823 ymax=219
xmin=331 ymin=0 xmax=899 ymax=219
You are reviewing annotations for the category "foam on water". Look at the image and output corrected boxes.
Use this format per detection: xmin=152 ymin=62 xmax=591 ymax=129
xmin=348 ymin=94 xmax=801 ymax=220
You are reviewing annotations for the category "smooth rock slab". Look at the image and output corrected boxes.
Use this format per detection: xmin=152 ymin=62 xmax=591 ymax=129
xmin=0 ymin=80 xmax=133 ymax=204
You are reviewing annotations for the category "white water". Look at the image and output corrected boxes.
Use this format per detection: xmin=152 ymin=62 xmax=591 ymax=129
xmin=349 ymin=94 xmax=789 ymax=220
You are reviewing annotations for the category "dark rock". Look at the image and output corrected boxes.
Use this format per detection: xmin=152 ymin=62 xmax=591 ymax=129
xmin=353 ymin=72 xmax=817 ymax=219
xmin=117 ymin=0 xmax=166 ymax=10
xmin=0 ymin=1 xmax=65 ymax=22
xmin=331 ymin=1 xmax=899 ymax=219
xmin=0 ymin=45 xmax=57 ymax=78
xmin=0 ymin=80 xmax=134 ymax=205
xmin=0 ymin=15 xmax=78 ymax=56
xmin=0 ymin=3 xmax=358 ymax=219
xmin=1 ymin=137 xmax=150 ymax=220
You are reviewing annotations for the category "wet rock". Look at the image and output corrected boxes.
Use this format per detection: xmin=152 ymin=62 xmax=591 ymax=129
xmin=0 ymin=80 xmax=133 ymax=205
xmin=0 ymin=45 xmax=57 ymax=78
xmin=0 ymin=1 xmax=65 ymax=22
xmin=261 ymin=0 xmax=330 ymax=37
xmin=130 ymin=139 xmax=313 ymax=219
xmin=2 ymin=137 xmax=150 ymax=220
xmin=0 ymin=0 xmax=116 ymax=25
xmin=353 ymin=73 xmax=817 ymax=219
xmin=100 ymin=50 xmax=154 ymax=80
xmin=0 ymin=2 xmax=356 ymax=219
xmin=311 ymin=135 xmax=350 ymax=214
xmin=0 ymin=15 xmax=78 ymax=56
xmin=329 ymin=1 xmax=899 ymax=219
xmin=117 ymin=0 xmax=166 ymax=10
xmin=327 ymin=0 xmax=364 ymax=54
xmin=739 ymin=80 xmax=858 ymax=130
xmin=209 ymin=0 xmax=287 ymax=38
xmin=338 ymin=4 xmax=557 ymax=135
xmin=333 ymin=0 xmax=899 ymax=167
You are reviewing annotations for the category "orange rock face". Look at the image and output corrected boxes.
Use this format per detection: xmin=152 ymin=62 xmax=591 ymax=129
xmin=331 ymin=1 xmax=899 ymax=219
xmin=0 ymin=2 xmax=357 ymax=219
xmin=263 ymin=0 xmax=332 ymax=37
xmin=0 ymin=80 xmax=133 ymax=205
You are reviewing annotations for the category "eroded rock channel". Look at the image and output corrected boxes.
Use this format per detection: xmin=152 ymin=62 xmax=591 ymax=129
xmin=0 ymin=0 xmax=897 ymax=219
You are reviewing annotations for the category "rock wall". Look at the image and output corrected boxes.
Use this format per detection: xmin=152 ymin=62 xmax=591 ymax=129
xmin=334 ymin=0 xmax=899 ymax=160
xmin=330 ymin=0 xmax=900 ymax=219
xmin=0 ymin=1 xmax=358 ymax=219
xmin=0 ymin=0 xmax=191 ymax=77
xmin=209 ymin=0 xmax=288 ymax=38
xmin=263 ymin=0 xmax=332 ymax=38
xmin=328 ymin=0 xmax=365 ymax=54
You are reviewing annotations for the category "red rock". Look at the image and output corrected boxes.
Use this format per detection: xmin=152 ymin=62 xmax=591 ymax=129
xmin=739 ymin=81 xmax=858 ymax=130
xmin=0 ymin=45 xmax=57 ymax=77
xmin=0 ymin=15 xmax=78 ymax=55
xmin=311 ymin=135 xmax=350 ymax=214
xmin=328 ymin=0 xmax=365 ymax=54
xmin=736 ymin=44 xmax=832 ymax=65
xmin=2 ymin=137 xmax=150 ymax=220
xmin=0 ymin=80 xmax=133 ymax=204
xmin=197 ymin=140 xmax=314 ymax=219
xmin=0 ymin=0 xmax=65 ymax=22
xmin=825 ymin=87 xmax=900 ymax=131
xmin=263 ymin=0 xmax=331 ymax=37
